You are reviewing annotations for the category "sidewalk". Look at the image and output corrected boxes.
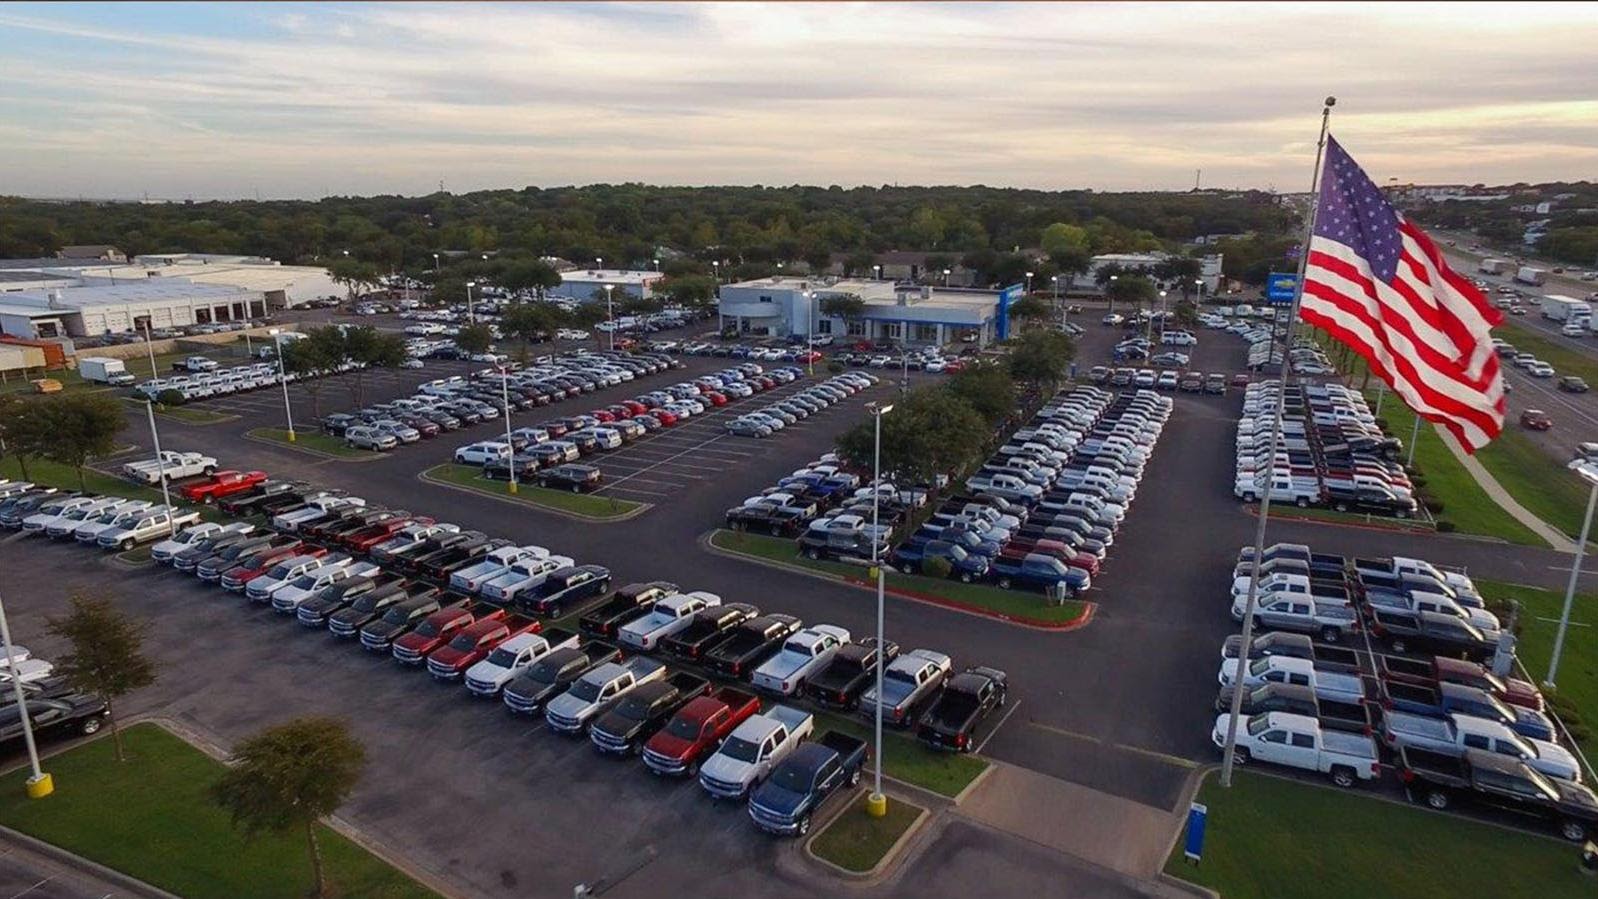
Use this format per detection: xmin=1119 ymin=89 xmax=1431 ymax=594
xmin=1437 ymin=426 xmax=1577 ymax=552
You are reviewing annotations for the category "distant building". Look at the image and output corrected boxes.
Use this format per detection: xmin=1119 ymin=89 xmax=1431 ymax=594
xmin=548 ymin=268 xmax=665 ymax=301
xmin=1084 ymin=253 xmax=1225 ymax=295
xmin=56 ymin=245 xmax=126 ymax=262
xmin=0 ymin=254 xmax=337 ymax=309
xmin=717 ymin=276 xmax=1024 ymax=346
xmin=0 ymin=281 xmax=266 ymax=339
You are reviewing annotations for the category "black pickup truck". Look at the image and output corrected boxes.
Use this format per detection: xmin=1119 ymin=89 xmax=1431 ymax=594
xmin=170 ymin=530 xmax=256 ymax=572
xmin=216 ymin=481 xmax=307 ymax=516
xmin=295 ymin=574 xmax=406 ymax=626
xmin=724 ymin=503 xmax=813 ymax=537
xmin=502 ymin=641 xmax=623 ymax=714
xmin=917 ymin=666 xmax=1008 ymax=752
xmin=804 ymin=638 xmax=899 ymax=710
xmin=1398 ymin=746 xmax=1598 ymax=841
xmin=399 ymin=531 xmax=484 ymax=576
xmin=1220 ymin=632 xmax=1316 ymax=662
xmin=1367 ymin=609 xmax=1494 ymax=662
xmin=704 ymin=614 xmax=803 ymax=678
xmin=578 ymin=581 xmax=677 ymax=639
xmin=661 ymin=603 xmax=760 ymax=660
xmin=1211 ymin=682 xmax=1371 ymax=730
xmin=588 ymin=672 xmax=712 ymax=755
xmin=328 ymin=583 xmax=439 ymax=638
xmin=358 ymin=592 xmax=467 ymax=652
xmin=412 ymin=534 xmax=501 ymax=582
xmin=0 ymin=694 xmax=111 ymax=747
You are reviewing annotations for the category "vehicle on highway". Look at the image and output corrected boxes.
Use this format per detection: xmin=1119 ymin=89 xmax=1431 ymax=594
xmin=1520 ymin=409 xmax=1552 ymax=431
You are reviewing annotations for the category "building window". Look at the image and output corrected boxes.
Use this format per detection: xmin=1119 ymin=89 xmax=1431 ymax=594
xmin=914 ymin=323 xmax=938 ymax=341
xmin=758 ymin=294 xmax=773 ymax=303
xmin=817 ymin=319 xmax=833 ymax=335
xmin=846 ymin=320 xmax=866 ymax=337
xmin=881 ymin=322 xmax=902 ymax=339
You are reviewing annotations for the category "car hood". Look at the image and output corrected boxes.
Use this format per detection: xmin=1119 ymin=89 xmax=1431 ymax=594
xmin=699 ymin=752 xmax=752 ymax=783
xmin=749 ymin=780 xmax=808 ymax=817
xmin=1533 ymin=740 xmax=1580 ymax=776
xmin=544 ymin=693 xmax=590 ymax=720
xmin=644 ymin=730 xmax=696 ymax=759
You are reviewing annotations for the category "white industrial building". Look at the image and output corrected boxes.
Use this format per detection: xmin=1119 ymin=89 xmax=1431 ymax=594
xmin=0 ymin=252 xmax=338 ymax=310
xmin=718 ymin=276 xmax=1025 ymax=346
xmin=1083 ymin=253 xmax=1225 ymax=295
xmin=0 ymin=281 xmax=266 ymax=339
xmin=548 ymin=269 xmax=664 ymax=301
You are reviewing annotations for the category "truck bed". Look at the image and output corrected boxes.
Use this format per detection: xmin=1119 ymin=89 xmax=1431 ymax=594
xmin=815 ymin=730 xmax=867 ymax=762
xmin=1321 ymin=728 xmax=1379 ymax=760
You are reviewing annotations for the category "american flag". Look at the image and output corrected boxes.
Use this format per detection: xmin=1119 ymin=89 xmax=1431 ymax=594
xmin=1299 ymin=136 xmax=1505 ymax=451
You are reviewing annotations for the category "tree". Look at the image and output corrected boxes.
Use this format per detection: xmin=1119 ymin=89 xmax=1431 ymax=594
xmin=1040 ymin=223 xmax=1089 ymax=260
xmin=212 ymin=717 xmax=367 ymax=899
xmin=842 ymin=251 xmax=876 ymax=277
xmin=427 ymin=275 xmax=468 ymax=309
xmin=454 ymin=323 xmax=494 ymax=356
xmin=327 ymin=258 xmax=381 ymax=303
xmin=1007 ymin=330 xmax=1076 ymax=392
xmin=1052 ymin=247 xmax=1093 ymax=289
xmin=0 ymin=394 xmax=37 ymax=479
xmin=45 ymin=594 xmax=156 ymax=762
xmin=945 ymin=364 xmax=1014 ymax=426
xmin=820 ymin=294 xmax=866 ymax=320
xmin=1105 ymin=273 xmax=1157 ymax=315
xmin=280 ymin=329 xmax=342 ymax=418
xmin=1007 ymin=295 xmax=1053 ymax=331
xmin=655 ymin=274 xmax=717 ymax=307
xmin=36 ymin=394 xmax=126 ymax=489
xmin=835 ymin=386 xmax=987 ymax=488
xmin=497 ymin=259 xmax=561 ymax=300
xmin=568 ymin=303 xmax=609 ymax=349
xmin=340 ymin=326 xmax=408 ymax=407
xmin=500 ymin=302 xmax=562 ymax=353
xmin=1173 ymin=299 xmax=1200 ymax=327
xmin=1154 ymin=256 xmax=1205 ymax=299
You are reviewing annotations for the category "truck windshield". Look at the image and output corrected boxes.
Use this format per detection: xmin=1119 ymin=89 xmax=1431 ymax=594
xmin=1247 ymin=657 xmax=1274 ymax=677
xmin=447 ymin=632 xmax=478 ymax=651
xmin=485 ymin=648 xmax=519 ymax=668
xmin=719 ymin=736 xmax=761 ymax=763
xmin=767 ymin=763 xmax=812 ymax=793
xmin=615 ymin=697 xmax=651 ymax=720
xmin=665 ymin=716 xmax=704 ymax=740
xmin=569 ymin=679 xmax=605 ymax=702
xmin=413 ymin=621 xmax=441 ymax=638
xmin=1246 ymin=715 xmax=1271 ymax=737
xmin=381 ymin=606 xmax=412 ymax=624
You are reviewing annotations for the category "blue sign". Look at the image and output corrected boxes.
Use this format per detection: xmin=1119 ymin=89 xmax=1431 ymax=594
xmin=1183 ymin=802 xmax=1208 ymax=864
xmin=995 ymin=284 xmax=1024 ymax=340
xmin=1266 ymin=272 xmax=1300 ymax=305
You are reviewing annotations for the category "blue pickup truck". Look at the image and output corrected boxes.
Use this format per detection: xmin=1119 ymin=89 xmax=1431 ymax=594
xmin=1384 ymin=681 xmax=1556 ymax=742
xmin=989 ymin=553 xmax=1091 ymax=595
xmin=747 ymin=731 xmax=869 ymax=836
xmin=891 ymin=539 xmax=990 ymax=581
xmin=910 ymin=524 xmax=1002 ymax=558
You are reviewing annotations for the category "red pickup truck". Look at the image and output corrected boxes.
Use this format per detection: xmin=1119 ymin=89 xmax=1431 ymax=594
xmin=393 ymin=603 xmax=501 ymax=665
xmin=344 ymin=517 xmax=425 ymax=553
xmin=1002 ymin=539 xmax=1100 ymax=576
xmin=180 ymin=470 xmax=269 ymax=504
xmin=218 ymin=543 xmax=318 ymax=592
xmin=425 ymin=614 xmax=540 ymax=680
xmin=640 ymin=686 xmax=760 ymax=777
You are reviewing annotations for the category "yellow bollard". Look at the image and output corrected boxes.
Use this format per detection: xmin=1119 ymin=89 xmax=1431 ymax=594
xmin=285 ymin=430 xmax=297 ymax=443
xmin=508 ymin=481 xmax=519 ymax=495
xmin=867 ymin=566 xmax=880 ymax=581
xmin=25 ymin=773 xmax=53 ymax=800
xmin=866 ymin=791 xmax=887 ymax=818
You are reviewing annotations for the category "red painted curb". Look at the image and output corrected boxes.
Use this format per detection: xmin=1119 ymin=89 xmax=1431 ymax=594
xmin=1241 ymin=504 xmax=1435 ymax=536
xmin=838 ymin=574 xmax=1097 ymax=631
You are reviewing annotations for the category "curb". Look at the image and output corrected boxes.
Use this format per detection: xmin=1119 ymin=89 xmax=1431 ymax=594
xmin=802 ymin=793 xmax=931 ymax=881
xmin=242 ymin=431 xmax=384 ymax=463
xmin=0 ymin=824 xmax=180 ymax=899
xmin=417 ymin=469 xmax=651 ymax=524
xmin=702 ymin=531 xmax=1097 ymax=632
xmin=1242 ymin=503 xmax=1439 ymax=536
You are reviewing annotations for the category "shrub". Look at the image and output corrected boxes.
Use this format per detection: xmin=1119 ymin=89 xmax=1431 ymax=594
xmin=1435 ymin=519 xmax=1456 ymax=532
xmin=156 ymin=388 xmax=186 ymax=407
xmin=1423 ymin=498 xmax=1445 ymax=514
xmin=827 ymin=360 xmax=846 ymax=375
xmin=922 ymin=555 xmax=953 ymax=580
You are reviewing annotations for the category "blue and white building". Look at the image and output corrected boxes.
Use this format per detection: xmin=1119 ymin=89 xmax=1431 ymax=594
xmin=548 ymin=268 xmax=664 ymax=302
xmin=717 ymin=276 xmax=1024 ymax=346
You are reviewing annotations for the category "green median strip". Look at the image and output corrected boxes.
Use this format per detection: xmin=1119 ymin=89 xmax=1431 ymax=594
xmin=122 ymin=398 xmax=236 ymax=425
xmin=1473 ymin=579 xmax=1597 ymax=757
xmin=0 ymin=723 xmax=438 ymax=899
xmin=710 ymin=529 xmax=1088 ymax=625
xmin=423 ymin=464 xmax=644 ymax=521
xmin=1262 ymin=504 xmax=1433 ymax=531
xmin=0 ymin=457 xmax=223 ymax=523
xmin=247 ymin=427 xmax=379 ymax=459
xmin=1165 ymin=770 xmax=1593 ymax=899
xmin=810 ymin=794 xmax=924 ymax=873
xmin=815 ymin=712 xmax=987 ymax=798
xmin=1365 ymin=393 xmax=1544 ymax=545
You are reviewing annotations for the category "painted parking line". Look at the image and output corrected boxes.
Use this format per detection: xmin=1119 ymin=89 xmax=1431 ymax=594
xmin=600 ymin=434 xmax=733 ymax=492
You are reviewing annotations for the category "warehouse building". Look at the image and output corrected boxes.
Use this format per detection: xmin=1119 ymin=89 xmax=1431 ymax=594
xmin=718 ymin=276 xmax=1023 ymax=346
xmin=0 ymin=281 xmax=266 ymax=339
xmin=548 ymin=269 xmax=664 ymax=301
xmin=0 ymin=253 xmax=337 ymax=309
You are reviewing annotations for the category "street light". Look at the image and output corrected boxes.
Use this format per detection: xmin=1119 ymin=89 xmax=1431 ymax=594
xmin=1156 ymin=290 xmax=1169 ymax=341
xmin=0 ymin=588 xmax=50 ymax=799
xmin=141 ymin=320 xmax=159 ymax=380
xmin=1051 ymin=275 xmax=1059 ymax=301
xmin=712 ymin=260 xmax=720 ymax=283
xmin=864 ymin=401 xmax=894 ymax=819
xmin=595 ymin=256 xmax=603 ymax=271
xmin=1108 ymin=273 xmax=1119 ymax=316
xmin=602 ymin=285 xmax=616 ymax=351
xmin=653 ymin=258 xmax=660 ymax=272
xmin=269 ymin=328 xmax=295 ymax=442
xmin=432 ymin=252 xmax=439 ymax=272
xmin=873 ymin=264 xmax=882 ymax=281
xmin=803 ymin=291 xmax=816 ymax=377
xmin=1025 ymin=271 xmax=1034 ymax=294
xmin=1548 ymin=459 xmax=1598 ymax=686
xmin=465 ymin=281 xmax=477 ymax=324
xmin=941 ymin=268 xmax=950 ymax=287
xmin=499 ymin=365 xmax=518 ymax=495
xmin=144 ymin=400 xmax=177 ymax=538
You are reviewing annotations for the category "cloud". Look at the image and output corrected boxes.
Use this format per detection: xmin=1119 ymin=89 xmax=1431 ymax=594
xmin=0 ymin=1 xmax=1594 ymax=199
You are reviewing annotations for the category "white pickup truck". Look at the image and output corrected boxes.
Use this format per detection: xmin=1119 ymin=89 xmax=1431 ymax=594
xmin=464 ymin=629 xmax=581 ymax=697
xmin=544 ymin=657 xmax=666 ymax=734
xmin=122 ymin=451 xmax=218 ymax=485
xmin=272 ymin=496 xmax=364 ymax=533
xmin=1217 ymin=655 xmax=1365 ymax=705
xmin=698 ymin=705 xmax=815 ymax=799
xmin=1379 ymin=711 xmax=1581 ymax=782
xmin=479 ymin=555 xmax=575 ymax=604
xmin=1213 ymin=712 xmax=1380 ymax=788
xmin=618 ymin=591 xmax=721 ymax=651
xmin=450 ymin=545 xmax=548 ymax=595
xmin=750 ymin=625 xmax=850 ymax=696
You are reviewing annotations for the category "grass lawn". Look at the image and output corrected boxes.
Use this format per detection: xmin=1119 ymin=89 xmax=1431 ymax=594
xmin=710 ymin=529 xmax=1088 ymax=625
xmin=1474 ymin=427 xmax=1591 ymax=543
xmin=247 ymin=427 xmax=378 ymax=459
xmin=122 ymin=397 xmax=236 ymax=425
xmin=1474 ymin=579 xmax=1598 ymax=756
xmin=814 ymin=713 xmax=988 ymax=798
xmin=0 ymin=457 xmax=225 ymax=522
xmin=1366 ymin=392 xmax=1544 ymax=545
xmin=116 ymin=544 xmax=154 ymax=563
xmin=0 ymin=723 xmax=437 ymax=899
xmin=1264 ymin=503 xmax=1434 ymax=531
xmin=810 ymin=794 xmax=924 ymax=873
xmin=425 ymin=464 xmax=644 ymax=521
xmin=1165 ymin=770 xmax=1594 ymax=899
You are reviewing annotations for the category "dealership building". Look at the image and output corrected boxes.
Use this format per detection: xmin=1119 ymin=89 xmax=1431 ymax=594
xmin=0 ymin=281 xmax=267 ymax=339
xmin=717 ymin=276 xmax=1024 ymax=346
xmin=548 ymin=268 xmax=665 ymax=301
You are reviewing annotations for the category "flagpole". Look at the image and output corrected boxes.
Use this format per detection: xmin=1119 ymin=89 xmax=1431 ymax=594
xmin=1220 ymin=96 xmax=1335 ymax=787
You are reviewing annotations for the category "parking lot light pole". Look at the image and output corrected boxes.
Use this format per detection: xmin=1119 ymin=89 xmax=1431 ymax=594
xmin=1108 ymin=274 xmax=1119 ymax=317
xmin=0 ymin=589 xmax=49 ymax=799
xmin=1547 ymin=460 xmax=1598 ymax=687
xmin=866 ymin=401 xmax=893 ymax=818
xmin=465 ymin=281 xmax=477 ymax=325
xmin=142 ymin=321 xmax=159 ymax=380
xmin=941 ymin=268 xmax=950 ymax=288
xmin=270 ymin=328 xmax=295 ymax=442
xmin=500 ymin=366 xmax=518 ymax=495
xmin=873 ymin=264 xmax=882 ymax=281
xmin=145 ymin=400 xmax=177 ymax=537
xmin=602 ymin=285 xmax=616 ymax=351
xmin=804 ymin=291 xmax=816 ymax=377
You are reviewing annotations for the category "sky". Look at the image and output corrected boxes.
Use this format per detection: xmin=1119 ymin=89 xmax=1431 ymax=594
xmin=1 ymin=2 xmax=1595 ymax=200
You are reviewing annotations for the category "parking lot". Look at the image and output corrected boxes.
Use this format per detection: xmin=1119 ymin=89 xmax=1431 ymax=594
xmin=15 ymin=307 xmax=1594 ymax=897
